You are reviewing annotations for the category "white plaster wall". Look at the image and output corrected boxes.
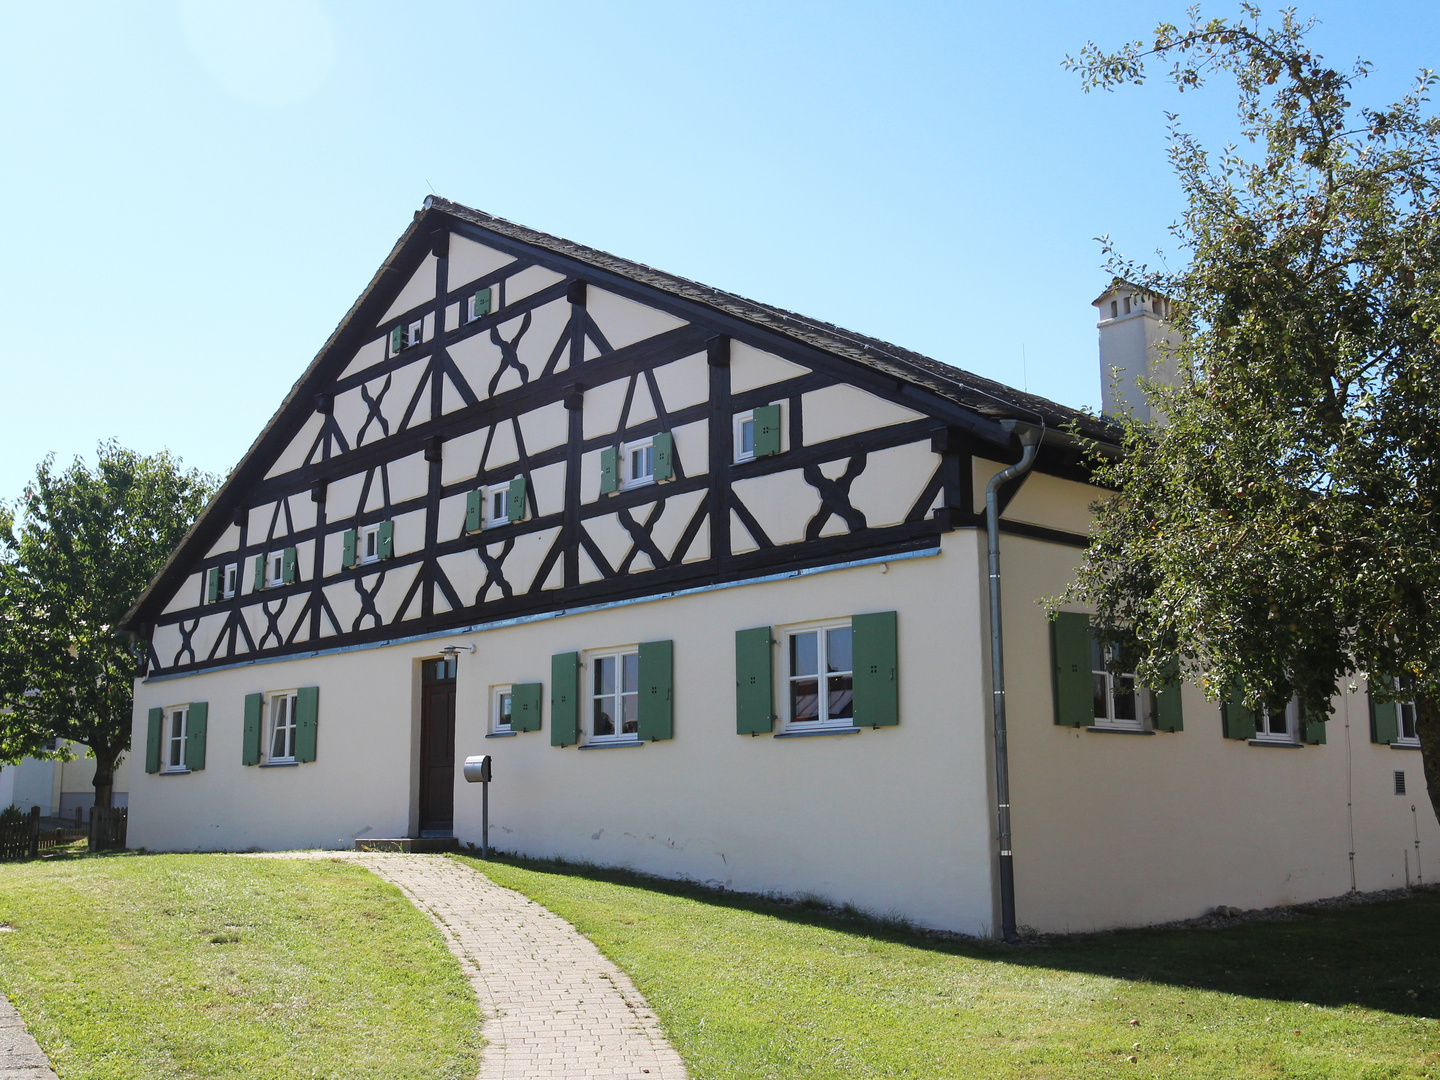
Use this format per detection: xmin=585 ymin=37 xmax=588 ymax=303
xmin=587 ymin=287 xmax=687 ymax=351
xmin=264 ymin=413 xmax=324 ymax=480
xmin=730 ymin=342 xmax=808 ymax=393
xmin=801 ymin=385 xmax=923 ymax=446
xmin=378 ymin=254 xmax=437 ymax=325
xmin=447 ymin=234 xmax=514 ymax=291
xmin=986 ymin=464 xmax=1440 ymax=932
xmin=128 ymin=544 xmax=998 ymax=935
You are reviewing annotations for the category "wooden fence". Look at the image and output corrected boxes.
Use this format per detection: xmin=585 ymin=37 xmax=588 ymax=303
xmin=0 ymin=805 xmax=128 ymax=860
xmin=89 ymin=806 xmax=127 ymax=852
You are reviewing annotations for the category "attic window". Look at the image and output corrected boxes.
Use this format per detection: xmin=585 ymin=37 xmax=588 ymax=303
xmin=468 ymin=288 xmax=492 ymax=322
xmin=1123 ymin=296 xmax=1132 ymax=315
xmin=1110 ymin=300 xmax=1118 ymax=319
xmin=388 ymin=320 xmax=425 ymax=356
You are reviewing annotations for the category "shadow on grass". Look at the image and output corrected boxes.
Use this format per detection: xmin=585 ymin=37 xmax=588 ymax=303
xmin=469 ymin=850 xmax=1440 ymax=1020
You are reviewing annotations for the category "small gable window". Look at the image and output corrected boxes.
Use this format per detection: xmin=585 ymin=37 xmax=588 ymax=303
xmin=627 ymin=438 xmax=655 ymax=488
xmin=734 ymin=405 xmax=782 ymax=462
xmin=268 ymin=552 xmax=286 ymax=588
xmin=389 ymin=320 xmax=425 ymax=356
xmin=468 ymin=288 xmax=492 ymax=322
xmin=734 ymin=412 xmax=756 ymax=463
xmin=360 ymin=523 xmax=382 ymax=565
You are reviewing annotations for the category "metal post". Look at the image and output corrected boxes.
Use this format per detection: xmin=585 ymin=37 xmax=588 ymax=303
xmin=482 ymin=779 xmax=490 ymax=859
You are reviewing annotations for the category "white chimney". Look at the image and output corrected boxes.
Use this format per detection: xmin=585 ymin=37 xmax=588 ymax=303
xmin=1092 ymin=281 xmax=1177 ymax=424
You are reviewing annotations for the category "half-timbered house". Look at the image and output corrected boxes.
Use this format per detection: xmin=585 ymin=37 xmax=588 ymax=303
xmin=119 ymin=199 xmax=1438 ymax=935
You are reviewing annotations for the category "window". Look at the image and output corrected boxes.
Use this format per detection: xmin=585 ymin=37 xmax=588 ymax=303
xmin=624 ymin=438 xmax=655 ymax=489
xmin=268 ymin=690 xmax=299 ymax=763
xmin=590 ymin=649 xmax=640 ymax=742
xmin=469 ymin=288 xmax=492 ymax=322
xmin=1254 ymin=697 xmax=1299 ymax=744
xmin=1110 ymin=300 xmax=1118 ymax=319
xmin=734 ymin=411 xmax=756 ymax=463
xmin=165 ymin=706 xmax=189 ymax=772
xmin=408 ymin=319 xmax=424 ymax=348
xmin=493 ymin=686 xmax=513 ymax=734
xmin=486 ymin=483 xmax=511 ymax=527
xmin=1395 ymin=699 xmax=1420 ymax=745
xmin=786 ymin=622 xmax=854 ymax=729
xmin=1091 ymin=637 xmax=1143 ymax=730
xmin=1123 ymin=296 xmax=1132 ymax=314
xmin=360 ymin=523 xmax=382 ymax=565
xmin=223 ymin=563 xmax=237 ymax=599
xmin=267 ymin=552 xmax=286 ymax=588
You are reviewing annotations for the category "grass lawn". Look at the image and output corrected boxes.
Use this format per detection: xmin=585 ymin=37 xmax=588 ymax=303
xmin=0 ymin=852 xmax=481 ymax=1080
xmin=458 ymin=853 xmax=1440 ymax=1080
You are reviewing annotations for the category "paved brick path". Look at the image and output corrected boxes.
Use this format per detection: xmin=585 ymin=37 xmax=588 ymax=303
xmin=288 ymin=852 xmax=685 ymax=1080
xmin=0 ymin=991 xmax=58 ymax=1080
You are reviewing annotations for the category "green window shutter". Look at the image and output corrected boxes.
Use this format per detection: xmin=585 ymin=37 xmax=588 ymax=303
xmin=852 ymin=611 xmax=899 ymax=727
xmin=735 ymin=627 xmax=775 ymax=734
xmin=1221 ymin=684 xmax=1257 ymax=740
xmin=466 ymin=490 xmax=482 ymax=534
xmin=507 ymin=476 xmax=528 ymax=522
xmin=253 ymin=554 xmax=267 ymax=592
xmin=390 ymin=325 xmax=404 ymax=354
xmin=186 ymin=702 xmax=208 ymax=771
xmin=1151 ymin=660 xmax=1184 ymax=732
xmin=1369 ymin=677 xmax=1399 ymax=744
xmin=243 ymin=693 xmax=263 ymax=766
xmin=512 ymin=682 xmax=543 ymax=732
xmin=638 ymin=639 xmax=674 ymax=741
xmin=472 ymin=288 xmax=491 ymax=319
xmin=146 ymin=707 xmax=163 ymax=774
xmin=1050 ymin=612 xmax=1092 ymax=727
xmin=342 ymin=529 xmax=357 ymax=569
xmin=206 ymin=567 xmax=220 ymax=603
xmin=294 ymin=686 xmax=319 ymax=763
xmin=551 ymin=652 xmax=580 ymax=746
xmin=377 ymin=520 xmax=394 ymax=559
xmin=652 ymin=432 xmax=674 ymax=481
xmin=1302 ymin=704 xmax=1328 ymax=745
xmin=282 ymin=546 xmax=297 ymax=585
xmin=599 ymin=447 xmax=618 ymax=494
xmin=753 ymin=404 xmax=782 ymax=457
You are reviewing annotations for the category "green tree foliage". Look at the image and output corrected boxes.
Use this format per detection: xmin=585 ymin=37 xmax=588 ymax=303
xmin=1063 ymin=6 xmax=1440 ymax=817
xmin=0 ymin=442 xmax=217 ymax=809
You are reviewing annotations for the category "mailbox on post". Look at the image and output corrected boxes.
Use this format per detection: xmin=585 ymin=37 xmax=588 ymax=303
xmin=463 ymin=754 xmax=493 ymax=857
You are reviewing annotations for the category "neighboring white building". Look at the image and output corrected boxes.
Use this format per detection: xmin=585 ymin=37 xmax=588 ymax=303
xmin=0 ymin=744 xmax=130 ymax=821
xmin=117 ymin=200 xmax=1438 ymax=936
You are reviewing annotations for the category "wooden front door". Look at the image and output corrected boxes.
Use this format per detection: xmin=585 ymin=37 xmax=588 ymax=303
xmin=419 ymin=657 xmax=457 ymax=835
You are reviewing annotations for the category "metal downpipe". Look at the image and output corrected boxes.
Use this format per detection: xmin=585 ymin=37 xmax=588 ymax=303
xmin=986 ymin=423 xmax=1042 ymax=944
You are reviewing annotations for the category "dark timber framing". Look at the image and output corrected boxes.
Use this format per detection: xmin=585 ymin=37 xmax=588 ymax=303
xmin=123 ymin=200 xmax=1115 ymax=674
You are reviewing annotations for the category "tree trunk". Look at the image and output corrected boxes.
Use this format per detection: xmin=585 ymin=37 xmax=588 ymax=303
xmin=1414 ymin=693 xmax=1440 ymax=825
xmin=91 ymin=746 xmax=117 ymax=811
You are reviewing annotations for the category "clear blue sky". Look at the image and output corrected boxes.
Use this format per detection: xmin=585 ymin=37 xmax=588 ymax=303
xmin=2 ymin=1 xmax=1436 ymax=496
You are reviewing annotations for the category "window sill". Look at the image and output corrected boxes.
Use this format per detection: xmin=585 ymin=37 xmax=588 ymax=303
xmin=775 ymin=726 xmax=862 ymax=739
xmin=579 ymin=739 xmax=645 ymax=750
xmin=1391 ymin=741 xmax=1423 ymax=751
xmin=1247 ymin=739 xmax=1302 ymax=749
xmin=1087 ymin=725 xmax=1153 ymax=736
xmin=260 ymin=761 xmax=299 ymax=768
xmin=486 ymin=730 xmax=518 ymax=738
xmin=160 ymin=769 xmax=191 ymax=776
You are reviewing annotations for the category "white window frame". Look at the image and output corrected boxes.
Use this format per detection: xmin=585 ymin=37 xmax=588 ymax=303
xmin=782 ymin=619 xmax=855 ymax=731
xmin=407 ymin=318 xmax=425 ymax=349
xmin=222 ymin=563 xmax=238 ymax=600
xmin=267 ymin=551 xmax=286 ymax=588
xmin=1090 ymin=639 xmax=1145 ymax=731
xmin=359 ymin=523 xmax=382 ymax=565
xmin=1254 ymin=698 xmax=1300 ymax=745
xmin=484 ymin=482 xmax=511 ymax=527
xmin=267 ymin=689 xmax=300 ymax=764
xmin=492 ymin=685 xmax=514 ymax=735
xmin=622 ymin=438 xmax=655 ymax=490
xmin=164 ymin=705 xmax=189 ymax=772
xmin=733 ymin=410 xmax=757 ymax=463
xmin=587 ymin=647 xmax=641 ymax=744
xmin=1393 ymin=698 xmax=1421 ymax=747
